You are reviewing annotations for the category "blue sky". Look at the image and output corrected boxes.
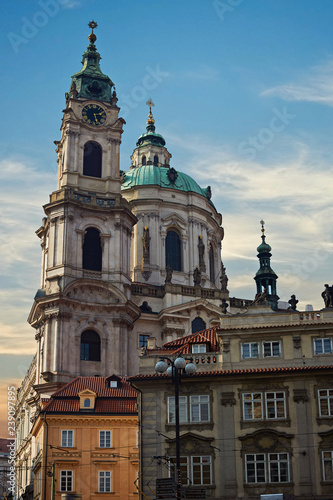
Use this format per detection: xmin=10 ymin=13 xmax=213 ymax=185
xmin=1 ymin=0 xmax=333 ymax=434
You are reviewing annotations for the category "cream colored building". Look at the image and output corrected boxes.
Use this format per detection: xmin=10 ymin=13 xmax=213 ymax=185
xmin=131 ymin=305 xmax=333 ymax=499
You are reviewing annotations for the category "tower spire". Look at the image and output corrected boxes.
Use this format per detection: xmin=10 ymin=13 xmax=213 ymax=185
xmin=254 ymin=220 xmax=279 ymax=310
xmin=68 ymin=20 xmax=114 ymax=103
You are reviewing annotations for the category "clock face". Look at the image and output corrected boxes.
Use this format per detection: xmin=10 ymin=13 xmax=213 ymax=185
xmin=82 ymin=104 xmax=106 ymax=126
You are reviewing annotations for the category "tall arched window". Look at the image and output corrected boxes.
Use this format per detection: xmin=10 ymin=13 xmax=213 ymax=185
xmin=142 ymin=156 xmax=146 ymax=166
xmin=166 ymin=230 xmax=181 ymax=271
xmin=83 ymin=227 xmax=102 ymax=271
xmin=192 ymin=317 xmax=206 ymax=333
xmin=83 ymin=141 xmax=102 ymax=178
xmin=209 ymin=243 xmax=215 ymax=283
xmin=153 ymin=155 xmax=159 ymax=166
xmin=80 ymin=330 xmax=101 ymax=361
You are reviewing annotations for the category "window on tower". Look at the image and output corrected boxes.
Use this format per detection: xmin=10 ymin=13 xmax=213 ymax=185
xmin=166 ymin=230 xmax=181 ymax=271
xmin=83 ymin=227 xmax=102 ymax=271
xmin=209 ymin=243 xmax=215 ymax=283
xmin=80 ymin=330 xmax=101 ymax=361
xmin=83 ymin=141 xmax=102 ymax=178
xmin=142 ymin=156 xmax=146 ymax=166
xmin=153 ymin=155 xmax=159 ymax=165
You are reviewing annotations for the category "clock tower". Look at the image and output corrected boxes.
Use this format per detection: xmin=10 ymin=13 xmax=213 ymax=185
xmin=29 ymin=22 xmax=139 ymax=396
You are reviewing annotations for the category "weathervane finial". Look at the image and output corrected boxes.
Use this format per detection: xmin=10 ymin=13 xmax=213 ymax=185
xmin=146 ymin=98 xmax=155 ymax=125
xmin=260 ymin=219 xmax=265 ymax=236
xmin=88 ymin=20 xmax=98 ymax=43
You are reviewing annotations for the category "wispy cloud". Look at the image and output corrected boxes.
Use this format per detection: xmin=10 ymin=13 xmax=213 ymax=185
xmin=261 ymin=60 xmax=333 ymax=106
xmin=175 ymin=65 xmax=220 ymax=82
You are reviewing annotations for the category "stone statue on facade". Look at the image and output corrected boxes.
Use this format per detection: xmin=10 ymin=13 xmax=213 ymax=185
xmin=142 ymin=226 xmax=151 ymax=263
xmin=193 ymin=267 xmax=202 ymax=286
xmin=221 ymin=298 xmax=229 ymax=314
xmin=252 ymin=287 xmax=268 ymax=306
xmin=165 ymin=264 xmax=173 ymax=283
xmin=322 ymin=284 xmax=333 ymax=308
xmin=198 ymin=236 xmax=206 ymax=272
xmin=220 ymin=263 xmax=229 ymax=291
xmin=288 ymin=294 xmax=298 ymax=311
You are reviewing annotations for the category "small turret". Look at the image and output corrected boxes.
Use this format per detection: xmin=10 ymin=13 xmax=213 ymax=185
xmin=254 ymin=220 xmax=279 ymax=310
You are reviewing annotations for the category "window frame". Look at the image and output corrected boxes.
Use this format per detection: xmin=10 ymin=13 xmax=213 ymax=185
xmin=61 ymin=430 xmax=73 ymax=448
xmin=98 ymin=471 xmax=111 ymax=493
xmin=190 ymin=395 xmax=210 ymax=423
xmin=245 ymin=453 xmax=290 ymax=484
xmin=242 ymin=391 xmax=286 ymax=421
xmin=192 ymin=344 xmax=207 ymax=354
xmin=322 ymin=451 xmax=333 ymax=481
xmin=139 ymin=334 xmax=149 ymax=348
xmin=170 ymin=456 xmax=212 ymax=486
xmin=263 ymin=340 xmax=281 ymax=357
xmin=314 ymin=338 xmax=333 ymax=355
xmin=165 ymin=229 xmax=182 ymax=272
xmin=168 ymin=396 xmax=187 ymax=424
xmin=60 ymin=470 xmax=73 ymax=492
xmin=241 ymin=342 xmax=259 ymax=359
xmin=99 ymin=430 xmax=111 ymax=448
xmin=318 ymin=389 xmax=333 ymax=417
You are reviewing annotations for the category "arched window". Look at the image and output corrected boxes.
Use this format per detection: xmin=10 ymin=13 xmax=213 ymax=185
xmin=209 ymin=243 xmax=215 ymax=283
xmin=83 ymin=227 xmax=102 ymax=271
xmin=192 ymin=317 xmax=206 ymax=333
xmin=83 ymin=141 xmax=102 ymax=178
xmin=142 ymin=156 xmax=146 ymax=166
xmin=153 ymin=155 xmax=159 ymax=166
xmin=80 ymin=330 xmax=101 ymax=361
xmin=84 ymin=399 xmax=91 ymax=408
xmin=166 ymin=230 xmax=181 ymax=271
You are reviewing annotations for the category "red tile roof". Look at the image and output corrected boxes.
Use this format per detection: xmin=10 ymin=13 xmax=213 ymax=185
xmin=41 ymin=376 xmax=137 ymax=415
xmin=130 ymin=364 xmax=333 ymax=381
xmin=161 ymin=326 xmax=219 ymax=354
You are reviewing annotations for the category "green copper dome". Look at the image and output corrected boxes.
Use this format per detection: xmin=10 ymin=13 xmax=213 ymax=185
xmin=121 ymin=165 xmax=214 ymax=206
xmin=257 ymin=235 xmax=272 ymax=254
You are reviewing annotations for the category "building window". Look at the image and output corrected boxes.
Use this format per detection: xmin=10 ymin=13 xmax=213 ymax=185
xmin=322 ymin=451 xmax=333 ymax=481
xmin=139 ymin=334 xmax=149 ymax=348
xmin=84 ymin=398 xmax=90 ymax=408
xmin=190 ymin=395 xmax=210 ymax=422
xmin=245 ymin=453 xmax=290 ymax=484
xmin=263 ymin=341 xmax=281 ymax=357
xmin=80 ymin=330 xmax=101 ymax=361
xmin=60 ymin=470 xmax=73 ymax=492
xmin=82 ymin=227 xmax=102 ymax=271
xmin=243 ymin=392 xmax=286 ymax=420
xmin=242 ymin=342 xmax=259 ymax=359
xmin=314 ymin=338 xmax=333 ymax=354
xmin=61 ymin=430 xmax=73 ymax=447
xmin=168 ymin=396 xmax=188 ymax=424
xmin=166 ymin=230 xmax=181 ymax=271
xmin=209 ymin=243 xmax=215 ymax=283
xmin=83 ymin=141 xmax=102 ymax=177
xmin=318 ymin=389 xmax=333 ymax=417
xmin=153 ymin=155 xmax=159 ymax=165
xmin=170 ymin=456 xmax=212 ymax=485
xmin=191 ymin=317 xmax=206 ymax=334
xmin=99 ymin=430 xmax=111 ymax=448
xmin=192 ymin=344 xmax=206 ymax=354
xmin=142 ymin=155 xmax=146 ymax=165
xmin=168 ymin=396 xmax=210 ymax=423
xmin=99 ymin=471 xmax=111 ymax=493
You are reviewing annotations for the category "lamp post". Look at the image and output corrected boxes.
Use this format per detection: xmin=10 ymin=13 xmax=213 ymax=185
xmin=155 ymin=356 xmax=196 ymax=500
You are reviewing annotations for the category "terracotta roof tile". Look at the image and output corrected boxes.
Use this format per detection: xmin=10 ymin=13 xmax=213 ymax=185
xmin=130 ymin=364 xmax=333 ymax=381
xmin=162 ymin=326 xmax=219 ymax=354
xmin=41 ymin=376 xmax=137 ymax=415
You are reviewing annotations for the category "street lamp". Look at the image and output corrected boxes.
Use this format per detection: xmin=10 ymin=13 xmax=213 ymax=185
xmin=155 ymin=356 xmax=196 ymax=500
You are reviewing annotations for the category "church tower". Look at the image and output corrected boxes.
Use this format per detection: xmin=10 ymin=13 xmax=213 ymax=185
xmin=28 ymin=22 xmax=139 ymax=395
xmin=254 ymin=220 xmax=279 ymax=310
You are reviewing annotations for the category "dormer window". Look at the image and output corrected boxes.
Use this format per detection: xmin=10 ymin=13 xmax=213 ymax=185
xmin=192 ymin=344 xmax=207 ymax=354
xmin=79 ymin=389 xmax=96 ymax=410
xmin=106 ymin=375 xmax=122 ymax=389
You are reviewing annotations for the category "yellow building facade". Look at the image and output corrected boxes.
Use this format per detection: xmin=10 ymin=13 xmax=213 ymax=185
xmin=31 ymin=376 xmax=139 ymax=500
